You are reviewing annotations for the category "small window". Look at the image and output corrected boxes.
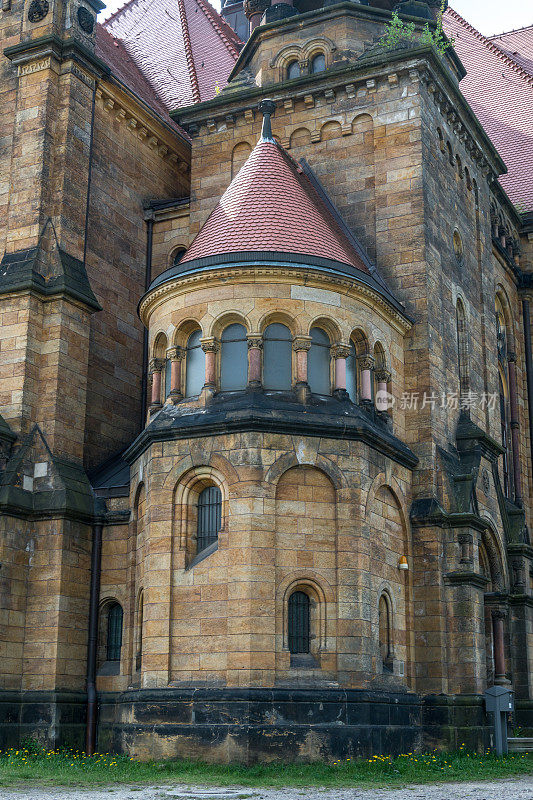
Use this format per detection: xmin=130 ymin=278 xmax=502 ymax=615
xmin=379 ymin=593 xmax=392 ymax=672
xmin=197 ymin=485 xmax=222 ymax=553
xmin=173 ymin=248 xmax=186 ymax=267
xmin=288 ymin=591 xmax=310 ymax=654
xmin=220 ymin=323 xmax=248 ymax=391
xmin=287 ymin=59 xmax=300 ymax=80
xmin=311 ymin=53 xmax=326 ymax=74
xmin=308 ymin=327 xmax=330 ymax=395
xmin=164 ymin=357 xmax=172 ymax=398
xmin=185 ymin=329 xmax=205 ymax=397
xmin=346 ymin=341 xmax=357 ymax=402
xmin=263 ymin=323 xmax=292 ymax=390
xmin=106 ymin=602 xmax=123 ymax=662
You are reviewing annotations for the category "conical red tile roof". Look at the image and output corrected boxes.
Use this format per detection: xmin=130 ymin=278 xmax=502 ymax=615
xmin=180 ymin=139 xmax=370 ymax=273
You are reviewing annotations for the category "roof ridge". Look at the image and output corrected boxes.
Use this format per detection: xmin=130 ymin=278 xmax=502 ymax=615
xmin=195 ymin=0 xmax=242 ymax=59
xmin=488 ymin=24 xmax=533 ymax=39
xmin=178 ymin=0 xmax=201 ymax=104
xmin=102 ymin=0 xmax=139 ymax=26
xmin=446 ymin=7 xmax=533 ymax=86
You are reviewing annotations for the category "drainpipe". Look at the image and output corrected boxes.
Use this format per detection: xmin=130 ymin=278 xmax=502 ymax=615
xmin=140 ymin=213 xmax=154 ymax=428
xmin=522 ymin=298 xmax=533 ymax=475
xmin=85 ymin=518 xmax=103 ymax=755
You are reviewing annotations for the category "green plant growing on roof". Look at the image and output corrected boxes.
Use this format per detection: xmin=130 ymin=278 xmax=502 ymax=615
xmin=378 ymin=2 xmax=455 ymax=58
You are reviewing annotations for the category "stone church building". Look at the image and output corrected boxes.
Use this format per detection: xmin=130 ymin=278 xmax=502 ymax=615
xmin=0 ymin=0 xmax=532 ymax=762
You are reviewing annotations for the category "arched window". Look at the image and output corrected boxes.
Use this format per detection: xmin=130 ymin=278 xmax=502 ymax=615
xmin=197 ymin=485 xmax=222 ymax=553
xmin=164 ymin=357 xmax=172 ymax=398
xmin=308 ymin=327 xmax=331 ymax=395
xmin=106 ymin=602 xmax=123 ymax=662
xmin=496 ymin=302 xmax=507 ymax=362
xmin=378 ymin=593 xmax=393 ymax=672
xmin=499 ymin=373 xmax=511 ymax=498
xmin=287 ymin=59 xmax=300 ymax=80
xmin=263 ymin=323 xmax=292 ymax=390
xmin=185 ymin=329 xmax=205 ymax=397
xmin=456 ymin=299 xmax=469 ymax=395
xmin=346 ymin=341 xmax=357 ymax=402
xmin=311 ymin=53 xmax=326 ymax=73
xmin=220 ymin=323 xmax=248 ymax=391
xmin=172 ymin=248 xmax=186 ymax=267
xmin=135 ymin=591 xmax=143 ymax=672
xmin=288 ymin=591 xmax=310 ymax=654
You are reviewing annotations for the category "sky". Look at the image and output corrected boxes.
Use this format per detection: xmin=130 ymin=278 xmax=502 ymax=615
xmin=99 ymin=0 xmax=532 ymax=38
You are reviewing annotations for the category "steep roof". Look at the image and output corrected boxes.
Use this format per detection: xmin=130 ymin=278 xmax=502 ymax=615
xmin=103 ymin=0 xmax=242 ymax=110
xmin=179 ymin=137 xmax=372 ymax=273
xmin=443 ymin=9 xmax=533 ymax=210
xmin=489 ymin=25 xmax=533 ymax=78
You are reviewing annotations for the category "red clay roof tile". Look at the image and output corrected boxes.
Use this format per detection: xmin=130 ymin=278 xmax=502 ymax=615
xmin=180 ymin=138 xmax=370 ymax=273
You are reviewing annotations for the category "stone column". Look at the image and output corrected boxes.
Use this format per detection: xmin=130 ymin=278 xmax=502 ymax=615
xmin=491 ymin=609 xmax=509 ymax=685
xmin=149 ymin=358 xmax=165 ymax=414
xmin=332 ymin=344 xmax=351 ymax=398
xmin=243 ymin=0 xmax=270 ymax=31
xmin=507 ymin=351 xmax=523 ymax=506
xmin=375 ymin=368 xmax=392 ymax=412
xmin=293 ymin=336 xmax=311 ymax=402
xmin=167 ymin=347 xmax=184 ymax=400
xmin=247 ymin=335 xmax=263 ymax=389
xmin=200 ymin=338 xmax=219 ymax=392
xmin=359 ymin=354 xmax=375 ymax=404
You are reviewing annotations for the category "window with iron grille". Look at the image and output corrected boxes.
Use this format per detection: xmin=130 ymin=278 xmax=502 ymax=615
xmin=288 ymin=591 xmax=310 ymax=654
xmin=197 ymin=486 xmax=222 ymax=553
xmin=106 ymin=602 xmax=123 ymax=662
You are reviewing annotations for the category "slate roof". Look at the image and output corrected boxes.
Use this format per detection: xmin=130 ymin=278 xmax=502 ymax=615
xmin=179 ymin=138 xmax=372 ymax=273
xmin=443 ymin=9 xmax=533 ymax=210
xmin=103 ymin=0 xmax=242 ymax=110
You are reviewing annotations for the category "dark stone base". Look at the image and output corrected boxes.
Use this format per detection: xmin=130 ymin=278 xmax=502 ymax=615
xmin=0 ymin=690 xmax=87 ymax=751
xmin=0 ymin=688 xmax=497 ymax=761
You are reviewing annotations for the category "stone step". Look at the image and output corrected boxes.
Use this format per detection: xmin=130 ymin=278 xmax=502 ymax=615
xmin=508 ymin=737 xmax=533 ymax=752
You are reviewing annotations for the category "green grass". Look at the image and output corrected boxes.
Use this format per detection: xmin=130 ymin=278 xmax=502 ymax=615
xmin=0 ymin=743 xmax=532 ymax=789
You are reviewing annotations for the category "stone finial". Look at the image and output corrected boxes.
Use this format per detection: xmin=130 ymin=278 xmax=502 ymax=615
xmin=258 ymin=99 xmax=276 ymax=143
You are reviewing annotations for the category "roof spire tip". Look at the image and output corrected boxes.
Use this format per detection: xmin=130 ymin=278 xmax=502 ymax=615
xmin=258 ymin=99 xmax=276 ymax=143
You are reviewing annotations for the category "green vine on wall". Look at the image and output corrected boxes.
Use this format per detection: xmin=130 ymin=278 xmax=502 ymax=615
xmin=378 ymin=2 xmax=455 ymax=58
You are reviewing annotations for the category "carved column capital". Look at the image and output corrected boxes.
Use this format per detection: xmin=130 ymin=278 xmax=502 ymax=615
xmin=200 ymin=337 xmax=219 ymax=354
xmin=359 ymin=354 xmax=375 ymax=371
xmin=491 ymin=608 xmax=507 ymax=621
xmin=331 ymin=344 xmax=351 ymax=360
xmin=375 ymin=368 xmax=391 ymax=383
xmin=166 ymin=346 xmax=185 ymax=361
xmin=149 ymin=357 xmax=165 ymax=374
xmin=247 ymin=335 xmax=263 ymax=350
xmin=293 ymin=336 xmax=312 ymax=352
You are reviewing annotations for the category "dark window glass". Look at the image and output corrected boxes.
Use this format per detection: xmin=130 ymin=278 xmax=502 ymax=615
xmin=308 ymin=327 xmax=330 ymax=395
xmin=197 ymin=486 xmax=222 ymax=553
xmin=106 ymin=602 xmax=123 ymax=662
xmin=220 ymin=323 xmax=248 ymax=391
xmin=263 ymin=323 xmax=292 ymax=390
xmin=165 ymin=358 xmax=172 ymax=398
xmin=346 ymin=341 xmax=357 ymax=402
xmin=173 ymin=248 xmax=186 ymax=267
xmin=288 ymin=591 xmax=310 ymax=654
xmin=311 ymin=53 xmax=326 ymax=73
xmin=287 ymin=60 xmax=300 ymax=80
xmin=185 ymin=329 xmax=204 ymax=397
xmin=499 ymin=375 xmax=511 ymax=498
xmin=379 ymin=594 xmax=392 ymax=670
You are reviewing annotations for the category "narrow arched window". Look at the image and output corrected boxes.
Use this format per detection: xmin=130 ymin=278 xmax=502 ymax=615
xmin=197 ymin=485 xmax=222 ymax=553
xmin=287 ymin=59 xmax=300 ymax=80
xmin=106 ymin=602 xmax=123 ymax=662
xmin=499 ymin=374 xmax=511 ymax=498
xmin=164 ymin=357 xmax=172 ymax=398
xmin=135 ymin=591 xmax=143 ymax=672
xmin=185 ymin=329 xmax=205 ymax=397
xmin=456 ymin=299 xmax=469 ymax=395
xmin=308 ymin=327 xmax=331 ymax=395
xmin=346 ymin=341 xmax=357 ymax=402
xmin=220 ymin=323 xmax=248 ymax=391
xmin=311 ymin=53 xmax=326 ymax=73
xmin=288 ymin=591 xmax=310 ymax=654
xmin=379 ymin=594 xmax=393 ymax=672
xmin=263 ymin=323 xmax=292 ymax=390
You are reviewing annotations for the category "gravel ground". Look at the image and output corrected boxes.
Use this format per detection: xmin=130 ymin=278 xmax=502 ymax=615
xmin=1 ymin=778 xmax=533 ymax=800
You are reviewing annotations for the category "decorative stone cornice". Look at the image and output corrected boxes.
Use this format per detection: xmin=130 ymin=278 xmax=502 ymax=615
xmin=139 ymin=267 xmax=412 ymax=336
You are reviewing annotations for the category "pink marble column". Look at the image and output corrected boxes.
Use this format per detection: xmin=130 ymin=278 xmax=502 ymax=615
xmin=491 ymin=609 xmax=509 ymax=685
xmin=359 ymin=355 xmax=375 ymax=403
xmin=332 ymin=344 xmax=351 ymax=391
xmin=149 ymin=358 xmax=165 ymax=413
xmin=293 ymin=337 xmax=311 ymax=385
xmin=247 ymin=336 xmax=263 ymax=388
xmin=201 ymin=338 xmax=218 ymax=390
xmin=168 ymin=347 xmax=184 ymax=400
xmin=375 ymin=368 xmax=392 ymax=412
